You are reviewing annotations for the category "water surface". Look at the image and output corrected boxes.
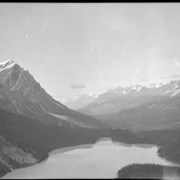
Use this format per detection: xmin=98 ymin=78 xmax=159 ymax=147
xmin=2 ymin=139 xmax=175 ymax=179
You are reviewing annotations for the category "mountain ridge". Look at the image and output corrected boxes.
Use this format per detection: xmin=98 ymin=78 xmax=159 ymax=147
xmin=78 ymin=80 xmax=180 ymax=115
xmin=0 ymin=59 xmax=107 ymax=129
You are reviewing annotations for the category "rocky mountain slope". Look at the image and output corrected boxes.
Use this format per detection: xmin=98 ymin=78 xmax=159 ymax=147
xmin=0 ymin=60 xmax=107 ymax=129
xmin=0 ymin=134 xmax=37 ymax=177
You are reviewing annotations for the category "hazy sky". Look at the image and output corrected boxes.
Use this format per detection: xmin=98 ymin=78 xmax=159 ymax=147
xmin=1 ymin=3 xmax=180 ymax=101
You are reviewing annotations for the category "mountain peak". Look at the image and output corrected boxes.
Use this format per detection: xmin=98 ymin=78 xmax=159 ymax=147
xmin=0 ymin=59 xmax=68 ymax=111
xmin=0 ymin=59 xmax=16 ymax=69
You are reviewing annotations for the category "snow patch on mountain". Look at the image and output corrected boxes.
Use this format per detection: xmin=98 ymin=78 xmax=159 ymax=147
xmin=48 ymin=112 xmax=93 ymax=128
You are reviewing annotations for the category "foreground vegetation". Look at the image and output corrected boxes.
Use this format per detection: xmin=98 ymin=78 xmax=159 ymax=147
xmin=109 ymin=128 xmax=180 ymax=164
xmin=117 ymin=164 xmax=180 ymax=179
xmin=110 ymin=129 xmax=180 ymax=179
xmin=0 ymin=109 xmax=107 ymax=177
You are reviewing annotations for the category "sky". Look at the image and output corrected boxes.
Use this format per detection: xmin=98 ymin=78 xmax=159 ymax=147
xmin=1 ymin=3 xmax=180 ymax=101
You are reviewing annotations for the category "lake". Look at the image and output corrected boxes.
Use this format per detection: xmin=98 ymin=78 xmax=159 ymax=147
xmin=2 ymin=138 xmax=176 ymax=179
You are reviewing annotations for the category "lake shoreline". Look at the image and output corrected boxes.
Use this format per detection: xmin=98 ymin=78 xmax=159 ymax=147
xmin=2 ymin=138 xmax=177 ymax=179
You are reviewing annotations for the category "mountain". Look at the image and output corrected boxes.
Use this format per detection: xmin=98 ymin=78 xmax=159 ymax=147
xmin=78 ymin=81 xmax=180 ymax=130
xmin=0 ymin=60 xmax=107 ymax=129
xmin=64 ymin=94 xmax=96 ymax=110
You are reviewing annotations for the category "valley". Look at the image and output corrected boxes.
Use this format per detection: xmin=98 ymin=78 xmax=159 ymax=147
xmin=0 ymin=60 xmax=180 ymax=179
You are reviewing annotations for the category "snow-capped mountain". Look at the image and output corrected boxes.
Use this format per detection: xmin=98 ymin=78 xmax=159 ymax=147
xmin=0 ymin=60 xmax=107 ymax=129
xmin=77 ymin=80 xmax=180 ymax=130
xmin=78 ymin=80 xmax=180 ymax=116
xmin=0 ymin=60 xmax=67 ymax=111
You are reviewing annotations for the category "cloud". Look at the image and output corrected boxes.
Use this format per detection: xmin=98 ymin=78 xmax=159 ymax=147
xmin=69 ymin=84 xmax=86 ymax=89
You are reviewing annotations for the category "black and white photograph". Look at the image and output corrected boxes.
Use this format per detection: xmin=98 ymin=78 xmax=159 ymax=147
xmin=0 ymin=2 xmax=180 ymax=179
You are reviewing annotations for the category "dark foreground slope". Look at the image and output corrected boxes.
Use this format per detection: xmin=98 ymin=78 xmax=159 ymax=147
xmin=0 ymin=108 xmax=108 ymax=177
xmin=117 ymin=164 xmax=180 ymax=179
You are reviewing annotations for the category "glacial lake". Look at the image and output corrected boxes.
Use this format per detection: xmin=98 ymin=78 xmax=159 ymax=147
xmin=2 ymin=138 xmax=176 ymax=179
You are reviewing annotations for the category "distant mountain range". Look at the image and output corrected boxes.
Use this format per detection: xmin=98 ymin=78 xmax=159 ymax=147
xmin=0 ymin=60 xmax=107 ymax=129
xmin=77 ymin=81 xmax=180 ymax=130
